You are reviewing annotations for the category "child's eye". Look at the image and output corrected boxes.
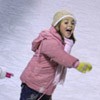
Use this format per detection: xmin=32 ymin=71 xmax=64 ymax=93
xmin=64 ymin=22 xmax=68 ymax=24
xmin=71 ymin=21 xmax=76 ymax=25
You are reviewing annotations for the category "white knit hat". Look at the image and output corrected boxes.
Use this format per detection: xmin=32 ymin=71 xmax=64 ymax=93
xmin=52 ymin=10 xmax=76 ymax=26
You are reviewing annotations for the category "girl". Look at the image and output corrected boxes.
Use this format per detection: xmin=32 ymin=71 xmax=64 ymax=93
xmin=20 ymin=10 xmax=92 ymax=100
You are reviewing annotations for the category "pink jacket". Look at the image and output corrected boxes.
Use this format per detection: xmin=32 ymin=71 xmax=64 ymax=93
xmin=20 ymin=26 xmax=79 ymax=95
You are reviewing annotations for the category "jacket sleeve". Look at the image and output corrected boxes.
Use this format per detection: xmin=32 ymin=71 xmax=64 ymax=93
xmin=40 ymin=39 xmax=79 ymax=68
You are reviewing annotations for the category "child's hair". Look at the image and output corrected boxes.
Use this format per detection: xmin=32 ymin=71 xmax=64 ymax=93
xmin=69 ymin=34 xmax=76 ymax=43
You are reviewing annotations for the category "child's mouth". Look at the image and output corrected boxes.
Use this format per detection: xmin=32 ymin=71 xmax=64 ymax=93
xmin=66 ymin=29 xmax=72 ymax=34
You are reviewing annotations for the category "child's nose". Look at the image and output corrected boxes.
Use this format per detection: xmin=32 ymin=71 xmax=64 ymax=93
xmin=67 ymin=24 xmax=72 ymax=28
xmin=67 ymin=22 xmax=72 ymax=27
xmin=69 ymin=22 xmax=72 ymax=27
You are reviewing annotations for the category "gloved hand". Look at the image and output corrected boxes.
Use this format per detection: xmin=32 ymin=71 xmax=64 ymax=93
xmin=6 ymin=72 xmax=14 ymax=78
xmin=76 ymin=62 xmax=92 ymax=73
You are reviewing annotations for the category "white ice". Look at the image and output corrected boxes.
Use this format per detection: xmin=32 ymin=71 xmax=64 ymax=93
xmin=0 ymin=0 xmax=100 ymax=100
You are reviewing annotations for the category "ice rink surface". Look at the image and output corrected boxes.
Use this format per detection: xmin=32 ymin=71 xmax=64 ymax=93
xmin=0 ymin=0 xmax=100 ymax=100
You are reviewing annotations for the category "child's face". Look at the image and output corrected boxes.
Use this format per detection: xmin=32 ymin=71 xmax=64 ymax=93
xmin=59 ymin=17 xmax=76 ymax=38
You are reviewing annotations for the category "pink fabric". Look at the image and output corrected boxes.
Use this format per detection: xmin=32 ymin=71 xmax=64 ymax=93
xmin=6 ymin=72 xmax=13 ymax=78
xmin=53 ymin=38 xmax=74 ymax=85
xmin=64 ymin=38 xmax=74 ymax=53
xmin=20 ymin=26 xmax=79 ymax=95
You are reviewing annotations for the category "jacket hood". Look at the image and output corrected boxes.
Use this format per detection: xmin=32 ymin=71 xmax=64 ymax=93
xmin=32 ymin=26 xmax=62 ymax=52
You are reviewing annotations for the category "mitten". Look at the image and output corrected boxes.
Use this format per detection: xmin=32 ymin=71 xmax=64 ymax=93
xmin=6 ymin=72 xmax=14 ymax=78
xmin=0 ymin=67 xmax=14 ymax=79
xmin=76 ymin=62 xmax=92 ymax=73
